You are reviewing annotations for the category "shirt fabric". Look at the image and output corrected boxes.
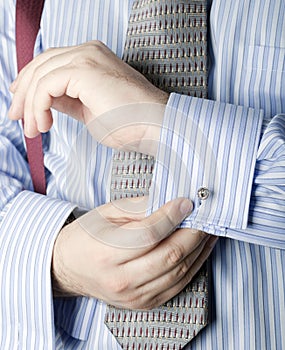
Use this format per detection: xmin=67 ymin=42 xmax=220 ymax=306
xmin=0 ymin=0 xmax=284 ymax=349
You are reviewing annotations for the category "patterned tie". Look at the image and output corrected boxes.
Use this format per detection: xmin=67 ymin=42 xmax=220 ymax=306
xmin=105 ymin=1 xmax=208 ymax=349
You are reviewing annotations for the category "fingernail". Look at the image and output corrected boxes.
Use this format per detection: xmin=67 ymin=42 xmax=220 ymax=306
xmin=179 ymin=199 xmax=193 ymax=216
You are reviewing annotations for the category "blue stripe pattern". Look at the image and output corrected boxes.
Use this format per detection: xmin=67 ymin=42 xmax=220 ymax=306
xmin=0 ymin=0 xmax=284 ymax=349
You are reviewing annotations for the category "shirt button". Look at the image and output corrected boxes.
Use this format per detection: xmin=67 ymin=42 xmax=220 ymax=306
xmin=197 ymin=187 xmax=210 ymax=200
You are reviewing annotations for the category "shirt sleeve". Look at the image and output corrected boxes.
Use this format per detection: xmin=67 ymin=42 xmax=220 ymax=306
xmin=148 ymin=93 xmax=285 ymax=249
xmin=0 ymin=190 xmax=76 ymax=349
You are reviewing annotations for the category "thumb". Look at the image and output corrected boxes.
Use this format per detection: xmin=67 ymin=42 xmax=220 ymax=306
xmin=76 ymin=197 xmax=193 ymax=250
xmin=131 ymin=197 xmax=193 ymax=248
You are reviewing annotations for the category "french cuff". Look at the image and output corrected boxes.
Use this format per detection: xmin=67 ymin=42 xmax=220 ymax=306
xmin=0 ymin=190 xmax=76 ymax=348
xmin=148 ymin=93 xmax=264 ymax=235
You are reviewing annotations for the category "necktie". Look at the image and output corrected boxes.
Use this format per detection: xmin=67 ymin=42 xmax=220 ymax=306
xmin=105 ymin=1 xmax=209 ymax=349
xmin=16 ymin=0 xmax=46 ymax=194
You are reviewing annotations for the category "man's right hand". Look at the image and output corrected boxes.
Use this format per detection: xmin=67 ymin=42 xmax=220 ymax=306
xmin=52 ymin=197 xmax=217 ymax=310
xmin=9 ymin=41 xmax=167 ymax=156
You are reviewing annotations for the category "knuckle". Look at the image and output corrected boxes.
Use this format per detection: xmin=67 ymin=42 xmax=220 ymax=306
xmin=89 ymin=40 xmax=106 ymax=58
xmin=37 ymin=74 xmax=51 ymax=93
xmin=123 ymin=288 xmax=157 ymax=310
xmin=165 ymin=243 xmax=184 ymax=266
xmin=126 ymin=299 xmax=143 ymax=310
xmin=124 ymin=293 xmax=145 ymax=310
xmin=146 ymin=295 xmax=164 ymax=309
xmin=141 ymin=224 xmax=160 ymax=246
xmin=72 ymin=41 xmax=106 ymax=67
xmin=190 ymin=229 xmax=208 ymax=241
xmin=186 ymin=270 xmax=195 ymax=284
xmin=186 ymin=264 xmax=205 ymax=284
xmin=176 ymin=260 xmax=190 ymax=279
xmin=161 ymin=201 xmax=184 ymax=228
xmin=72 ymin=54 xmax=96 ymax=68
xmin=32 ymin=64 xmax=44 ymax=82
xmin=92 ymin=40 xmax=105 ymax=48
xmin=163 ymin=209 xmax=178 ymax=229
xmin=45 ymin=47 xmax=55 ymax=54
xmin=198 ymin=230 xmax=208 ymax=239
xmin=109 ymin=273 xmax=129 ymax=295
xmin=143 ymin=256 xmax=156 ymax=275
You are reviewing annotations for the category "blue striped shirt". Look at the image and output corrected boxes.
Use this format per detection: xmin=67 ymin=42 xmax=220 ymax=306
xmin=0 ymin=0 xmax=284 ymax=349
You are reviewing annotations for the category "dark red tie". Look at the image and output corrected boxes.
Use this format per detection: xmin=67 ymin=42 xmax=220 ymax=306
xmin=16 ymin=0 xmax=46 ymax=194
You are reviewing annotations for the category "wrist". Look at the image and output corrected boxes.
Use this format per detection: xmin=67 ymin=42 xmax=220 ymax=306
xmin=52 ymin=211 xmax=82 ymax=298
xmin=52 ymin=222 xmax=76 ymax=297
xmin=138 ymin=124 xmax=161 ymax=157
xmin=137 ymin=101 xmax=167 ymax=156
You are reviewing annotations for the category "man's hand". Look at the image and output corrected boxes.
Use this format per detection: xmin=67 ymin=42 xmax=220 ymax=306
xmin=52 ymin=197 xmax=217 ymax=309
xmin=9 ymin=41 xmax=168 ymax=156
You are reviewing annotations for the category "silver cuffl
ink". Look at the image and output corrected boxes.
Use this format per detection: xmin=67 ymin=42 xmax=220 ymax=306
xmin=197 ymin=187 xmax=210 ymax=200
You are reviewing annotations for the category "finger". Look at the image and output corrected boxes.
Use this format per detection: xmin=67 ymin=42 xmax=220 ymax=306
xmin=8 ymin=88 xmax=27 ymax=120
xmin=145 ymin=235 xmax=217 ymax=296
xmin=8 ymin=45 xmax=78 ymax=124
xmin=76 ymin=196 xmax=150 ymax=249
xmin=151 ymin=236 xmax=218 ymax=308
xmin=23 ymin=49 xmax=82 ymax=126
xmin=126 ymin=197 xmax=194 ymax=248
xmin=125 ymin=228 xmax=208 ymax=286
xmin=52 ymin=95 xmax=83 ymax=118
xmin=10 ymin=45 xmax=77 ymax=93
xmin=77 ymin=197 xmax=193 ymax=251
xmin=22 ymin=65 xmax=73 ymax=137
xmin=102 ymin=196 xmax=149 ymax=221
xmin=109 ymin=235 xmax=211 ymax=309
xmin=26 ymin=62 xmax=97 ymax=137
xmin=9 ymin=40 xmax=107 ymax=121
xmin=138 ymin=236 xmax=218 ymax=310
xmin=19 ymin=95 xmax=83 ymax=132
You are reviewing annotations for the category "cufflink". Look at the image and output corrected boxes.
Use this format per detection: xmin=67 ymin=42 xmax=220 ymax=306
xmin=62 ymin=211 xmax=77 ymax=228
xmin=197 ymin=187 xmax=210 ymax=200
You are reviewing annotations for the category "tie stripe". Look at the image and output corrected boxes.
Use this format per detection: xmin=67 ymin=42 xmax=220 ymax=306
xmin=123 ymin=0 xmax=208 ymax=97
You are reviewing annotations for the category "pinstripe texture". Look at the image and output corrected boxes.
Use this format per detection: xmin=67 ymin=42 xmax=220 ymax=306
xmin=0 ymin=0 xmax=284 ymax=349
xmin=150 ymin=96 xmax=264 ymax=233
xmin=0 ymin=192 xmax=75 ymax=349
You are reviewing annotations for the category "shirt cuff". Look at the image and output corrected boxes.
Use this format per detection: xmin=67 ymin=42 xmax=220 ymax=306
xmin=0 ymin=190 xmax=75 ymax=349
xmin=53 ymin=207 xmax=97 ymax=342
xmin=149 ymin=93 xmax=264 ymax=235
